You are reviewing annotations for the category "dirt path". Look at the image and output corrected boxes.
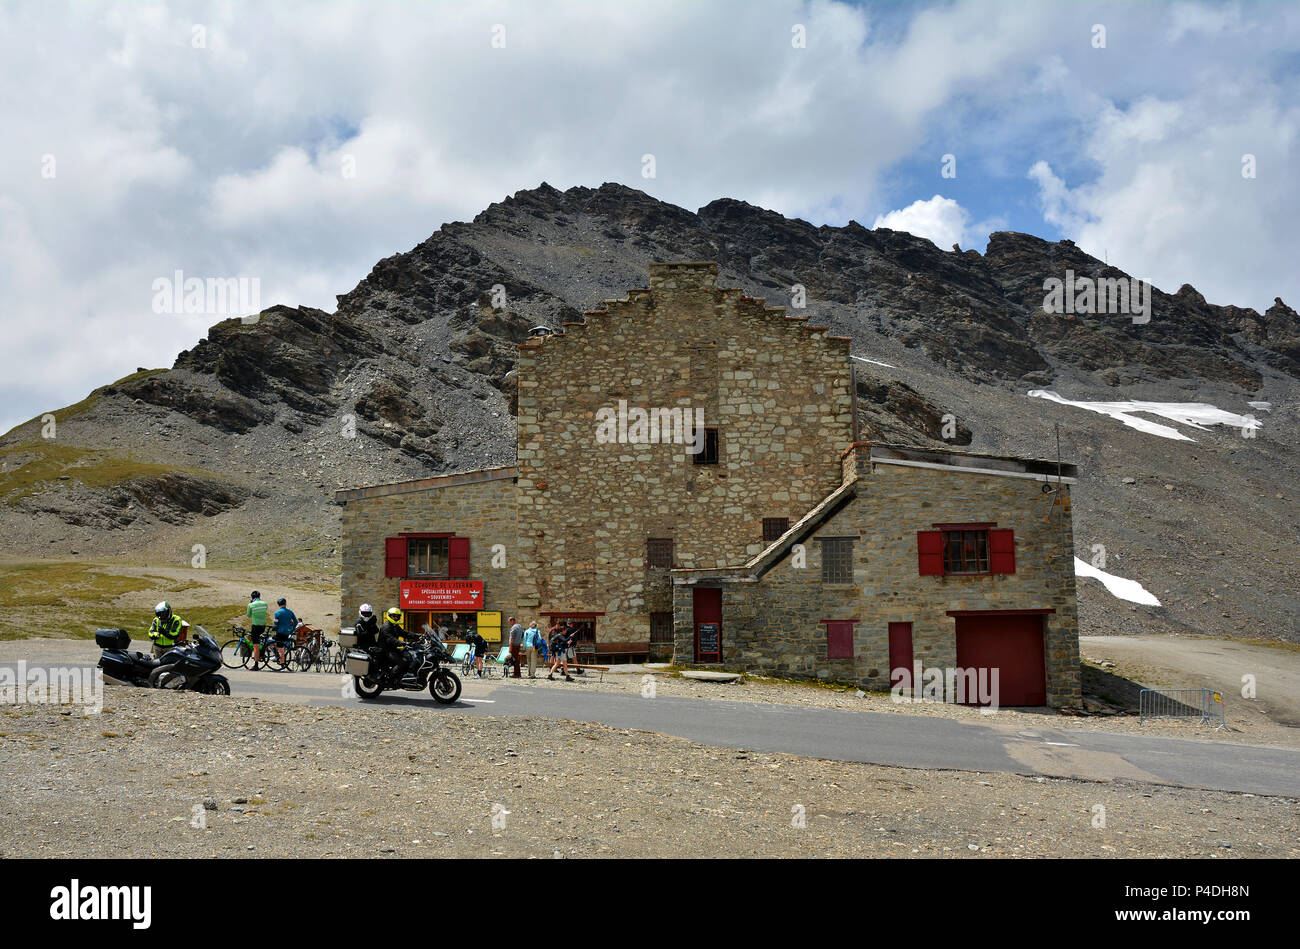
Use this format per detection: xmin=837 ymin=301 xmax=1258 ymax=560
xmin=1080 ymin=634 xmax=1300 ymax=731
xmin=106 ymin=563 xmax=339 ymax=630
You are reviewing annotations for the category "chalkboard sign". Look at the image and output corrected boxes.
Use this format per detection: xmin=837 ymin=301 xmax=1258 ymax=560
xmin=697 ymin=622 xmax=720 ymax=658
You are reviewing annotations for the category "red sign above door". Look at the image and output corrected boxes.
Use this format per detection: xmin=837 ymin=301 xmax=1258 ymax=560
xmin=399 ymin=579 xmax=484 ymax=610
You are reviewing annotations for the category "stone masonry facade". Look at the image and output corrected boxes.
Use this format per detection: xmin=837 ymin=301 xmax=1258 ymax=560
xmin=339 ymin=467 xmax=518 ymax=626
xmin=672 ymin=446 xmax=1082 ymax=707
xmin=338 ymin=262 xmax=1082 ymax=706
xmin=511 ymin=261 xmax=855 ymax=643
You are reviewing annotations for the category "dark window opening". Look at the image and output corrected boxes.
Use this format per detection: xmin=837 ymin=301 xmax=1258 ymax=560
xmin=693 ymin=427 xmax=719 ymax=465
xmin=650 ymin=612 xmax=674 ymax=644
xmin=943 ymin=529 xmax=989 ymax=574
xmin=647 ymin=538 xmax=674 ymax=569
xmin=546 ymin=616 xmax=596 ymax=645
xmin=819 ymin=537 xmax=854 ymax=584
xmin=762 ymin=517 xmax=790 ymax=543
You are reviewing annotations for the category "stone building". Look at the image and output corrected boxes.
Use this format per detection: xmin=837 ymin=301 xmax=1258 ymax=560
xmin=336 ymin=261 xmax=1081 ymax=707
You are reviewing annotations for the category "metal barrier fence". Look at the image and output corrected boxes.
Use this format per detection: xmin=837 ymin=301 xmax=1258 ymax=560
xmin=1138 ymin=688 xmax=1226 ymax=729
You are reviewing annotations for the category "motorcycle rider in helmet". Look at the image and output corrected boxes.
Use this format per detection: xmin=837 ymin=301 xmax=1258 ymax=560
xmin=378 ymin=606 xmax=415 ymax=683
xmin=354 ymin=603 xmax=379 ymax=649
xmin=147 ymin=601 xmax=189 ymax=659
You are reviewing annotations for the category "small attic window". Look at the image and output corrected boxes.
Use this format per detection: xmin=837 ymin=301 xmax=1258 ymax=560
xmin=693 ymin=428 xmax=719 ymax=465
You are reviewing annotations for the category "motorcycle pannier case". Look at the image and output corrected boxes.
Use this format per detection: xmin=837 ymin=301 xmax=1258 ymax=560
xmin=338 ymin=628 xmax=358 ymax=649
xmin=98 ymin=651 xmax=137 ymax=681
xmin=95 ymin=628 xmax=131 ymax=650
xmin=344 ymin=651 xmax=373 ymax=678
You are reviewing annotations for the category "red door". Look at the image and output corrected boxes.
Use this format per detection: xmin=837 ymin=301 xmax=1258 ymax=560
xmin=888 ymin=622 xmax=914 ymax=686
xmin=954 ymin=613 xmax=1046 ymax=706
xmin=693 ymin=587 xmax=722 ymax=662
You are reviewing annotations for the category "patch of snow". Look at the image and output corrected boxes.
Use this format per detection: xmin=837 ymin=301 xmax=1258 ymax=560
xmin=1074 ymin=557 xmax=1161 ymax=606
xmin=850 ymin=355 xmax=897 ymax=369
xmin=1028 ymin=390 xmax=1261 ymax=441
xmin=1248 ymin=401 xmax=1272 ymax=412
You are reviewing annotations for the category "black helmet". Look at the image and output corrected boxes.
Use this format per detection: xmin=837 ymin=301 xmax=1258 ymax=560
xmin=276 ymin=597 xmax=286 ymax=606
xmin=251 ymin=590 xmax=260 ymax=600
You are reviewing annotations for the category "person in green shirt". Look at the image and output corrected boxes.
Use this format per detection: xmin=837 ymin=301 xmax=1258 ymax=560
xmin=246 ymin=591 xmax=269 ymax=664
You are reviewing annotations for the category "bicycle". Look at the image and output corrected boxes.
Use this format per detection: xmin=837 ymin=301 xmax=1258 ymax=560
xmin=317 ymin=638 xmax=343 ymax=674
xmin=253 ymin=633 xmax=293 ymax=671
xmin=292 ymin=629 xmax=325 ymax=672
xmin=220 ymin=625 xmax=258 ymax=670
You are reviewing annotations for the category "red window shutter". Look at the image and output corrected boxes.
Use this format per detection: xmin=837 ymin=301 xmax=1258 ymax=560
xmin=826 ymin=621 xmax=855 ymax=659
xmin=989 ymin=529 xmax=1016 ymax=574
xmin=917 ymin=530 xmax=944 ymax=575
xmin=448 ymin=536 xmax=471 ymax=578
xmin=384 ymin=537 xmax=407 ymax=578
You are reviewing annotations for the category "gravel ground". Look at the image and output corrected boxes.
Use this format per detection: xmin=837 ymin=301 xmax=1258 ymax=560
xmin=1 ymin=688 xmax=1297 ymax=859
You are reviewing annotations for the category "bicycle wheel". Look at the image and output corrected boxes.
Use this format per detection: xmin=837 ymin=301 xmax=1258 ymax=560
xmin=262 ymin=645 xmax=289 ymax=671
xmin=220 ymin=639 xmax=248 ymax=670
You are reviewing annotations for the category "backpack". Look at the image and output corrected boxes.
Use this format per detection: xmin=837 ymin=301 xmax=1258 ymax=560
xmin=549 ymin=631 xmax=568 ymax=653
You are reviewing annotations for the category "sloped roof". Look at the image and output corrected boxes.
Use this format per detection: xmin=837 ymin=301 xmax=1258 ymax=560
xmin=671 ymin=475 xmax=858 ymax=585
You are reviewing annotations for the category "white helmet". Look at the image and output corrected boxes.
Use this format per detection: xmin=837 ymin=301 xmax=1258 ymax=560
xmin=359 ymin=603 xmax=374 ymax=619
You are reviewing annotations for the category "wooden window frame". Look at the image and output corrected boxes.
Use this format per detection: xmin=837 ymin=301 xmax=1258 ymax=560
xmin=384 ymin=533 xmax=471 ymax=579
xmin=918 ymin=524 xmax=1015 ymax=576
xmin=942 ymin=528 xmax=990 ymax=575
xmin=406 ymin=536 xmax=451 ymax=579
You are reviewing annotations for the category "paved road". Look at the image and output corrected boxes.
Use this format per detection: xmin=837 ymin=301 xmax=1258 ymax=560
xmin=224 ymin=668 xmax=1300 ymax=797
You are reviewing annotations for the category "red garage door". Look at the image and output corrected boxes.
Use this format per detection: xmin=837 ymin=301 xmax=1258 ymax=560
xmin=954 ymin=612 xmax=1047 ymax=707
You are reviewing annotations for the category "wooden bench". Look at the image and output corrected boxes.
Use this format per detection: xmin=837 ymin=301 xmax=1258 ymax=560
xmin=574 ymin=641 xmax=651 ymax=666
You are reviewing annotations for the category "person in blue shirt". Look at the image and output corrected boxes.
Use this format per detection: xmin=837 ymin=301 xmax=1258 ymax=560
xmin=271 ymin=597 xmax=298 ymax=665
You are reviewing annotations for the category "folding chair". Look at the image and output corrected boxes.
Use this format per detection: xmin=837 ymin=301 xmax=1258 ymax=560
xmin=486 ymin=646 xmax=511 ymax=677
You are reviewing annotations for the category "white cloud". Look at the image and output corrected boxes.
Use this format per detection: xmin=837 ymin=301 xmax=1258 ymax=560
xmin=1027 ymin=76 xmax=1300 ymax=311
xmin=872 ymin=194 xmax=1006 ymax=251
xmin=874 ymin=195 xmax=965 ymax=249
xmin=1 ymin=0 xmax=1298 ymax=434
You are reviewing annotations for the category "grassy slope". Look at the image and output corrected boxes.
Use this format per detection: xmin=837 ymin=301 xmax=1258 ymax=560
xmin=0 ymin=561 xmax=244 ymax=640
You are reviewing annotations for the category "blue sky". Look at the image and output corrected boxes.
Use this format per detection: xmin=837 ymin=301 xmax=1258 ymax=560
xmin=2 ymin=0 xmax=1299 ymax=434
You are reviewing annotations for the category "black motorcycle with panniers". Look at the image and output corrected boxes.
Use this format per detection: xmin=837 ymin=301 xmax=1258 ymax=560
xmin=341 ymin=627 xmax=461 ymax=703
xmin=95 ymin=627 xmax=231 ymax=695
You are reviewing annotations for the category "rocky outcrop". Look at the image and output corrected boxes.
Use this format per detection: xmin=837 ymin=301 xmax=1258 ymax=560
xmin=2 ymin=182 xmax=1296 ymax=644
xmin=855 ymin=376 xmax=972 ymax=447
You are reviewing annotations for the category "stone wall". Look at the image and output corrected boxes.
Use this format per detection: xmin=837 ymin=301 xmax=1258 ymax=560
xmin=339 ymin=472 xmax=519 ymax=626
xmin=674 ymin=456 xmax=1081 ymax=707
xmin=513 ymin=261 xmax=855 ymax=642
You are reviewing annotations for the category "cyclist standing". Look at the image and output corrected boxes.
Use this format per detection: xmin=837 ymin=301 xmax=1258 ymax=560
xmin=465 ymin=627 xmax=489 ymax=678
xmin=246 ymin=591 xmax=269 ymax=664
xmin=271 ymin=597 xmax=297 ymax=666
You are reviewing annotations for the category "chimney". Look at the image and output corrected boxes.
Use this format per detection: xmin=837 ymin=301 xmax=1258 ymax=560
xmin=840 ymin=441 xmax=872 ymax=485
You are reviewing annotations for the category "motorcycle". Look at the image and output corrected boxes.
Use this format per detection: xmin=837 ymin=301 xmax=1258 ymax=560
xmin=95 ymin=627 xmax=231 ymax=695
xmin=345 ymin=633 xmax=461 ymax=704
xmin=149 ymin=630 xmax=230 ymax=694
xmin=96 ymin=627 xmax=165 ymax=687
